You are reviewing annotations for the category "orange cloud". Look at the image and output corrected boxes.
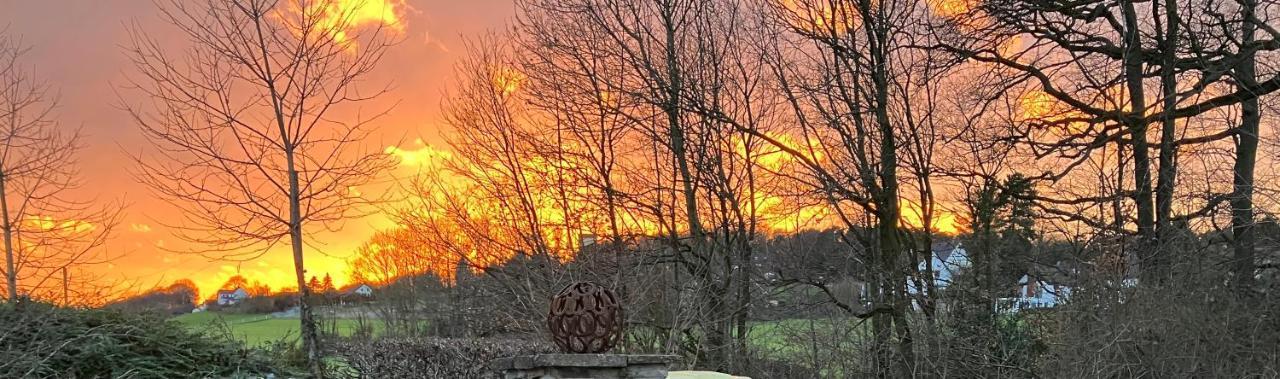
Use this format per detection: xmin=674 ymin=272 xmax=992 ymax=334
xmin=493 ymin=66 xmax=526 ymax=97
xmin=24 ymin=215 xmax=95 ymax=233
xmin=928 ymin=0 xmax=977 ymax=18
xmin=1016 ymin=89 xmax=1094 ymax=136
xmin=775 ymin=0 xmax=862 ymax=35
xmin=385 ymin=142 xmax=453 ymax=168
xmin=900 ymin=201 xmax=966 ymax=236
xmin=300 ymin=0 xmax=409 ymax=45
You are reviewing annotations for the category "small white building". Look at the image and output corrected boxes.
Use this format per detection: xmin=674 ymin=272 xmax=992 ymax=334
xmin=336 ymin=283 xmax=375 ymax=304
xmin=908 ymin=242 xmax=970 ymax=294
xmin=215 ymin=288 xmax=248 ymax=306
xmin=1006 ymin=274 xmax=1070 ymax=311
xmin=348 ymin=283 xmax=374 ymax=297
xmin=336 ymin=283 xmax=374 ymax=298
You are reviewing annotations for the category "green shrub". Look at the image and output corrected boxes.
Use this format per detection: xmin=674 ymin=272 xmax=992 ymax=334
xmin=0 ymin=300 xmax=302 ymax=378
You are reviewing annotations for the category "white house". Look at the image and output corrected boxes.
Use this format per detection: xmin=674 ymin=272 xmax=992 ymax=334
xmin=908 ymin=242 xmax=970 ymax=294
xmin=348 ymin=283 xmax=374 ymax=297
xmin=337 ymin=283 xmax=375 ymax=304
xmin=905 ymin=242 xmax=970 ymax=310
xmin=215 ymin=288 xmax=248 ymax=306
xmin=999 ymin=273 xmax=1072 ymax=313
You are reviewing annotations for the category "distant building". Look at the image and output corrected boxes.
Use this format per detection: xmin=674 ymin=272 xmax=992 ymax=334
xmin=1000 ymin=274 xmax=1072 ymax=312
xmin=215 ymin=288 xmax=248 ymax=306
xmin=347 ymin=283 xmax=374 ymax=297
xmin=997 ymin=260 xmax=1086 ymax=313
xmin=337 ymin=283 xmax=375 ymax=304
xmin=908 ymin=241 xmax=970 ymax=294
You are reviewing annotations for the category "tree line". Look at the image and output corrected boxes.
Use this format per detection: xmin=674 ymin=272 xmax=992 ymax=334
xmin=355 ymin=0 xmax=1280 ymax=376
xmin=4 ymin=0 xmax=1280 ymax=376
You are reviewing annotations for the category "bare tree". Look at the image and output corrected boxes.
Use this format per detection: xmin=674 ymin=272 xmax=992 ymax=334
xmin=349 ymin=228 xmax=453 ymax=287
xmin=121 ymin=0 xmax=398 ymax=373
xmin=0 ymin=35 xmax=122 ymax=305
xmin=515 ymin=0 xmax=801 ymax=369
xmin=735 ymin=0 xmax=948 ymax=374
xmin=1231 ymin=0 xmax=1264 ymax=297
xmin=937 ymin=0 xmax=1280 ymax=284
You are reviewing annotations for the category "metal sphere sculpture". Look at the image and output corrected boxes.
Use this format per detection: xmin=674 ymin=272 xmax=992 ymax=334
xmin=547 ymin=282 xmax=623 ymax=353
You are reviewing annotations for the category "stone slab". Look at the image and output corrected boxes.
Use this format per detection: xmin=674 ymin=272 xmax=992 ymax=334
xmin=491 ymin=354 xmax=682 ymax=379
xmin=624 ymin=355 xmax=681 ymax=365
xmin=491 ymin=354 xmax=679 ymax=370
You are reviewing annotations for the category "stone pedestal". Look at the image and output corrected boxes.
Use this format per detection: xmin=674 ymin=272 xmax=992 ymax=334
xmin=490 ymin=354 xmax=680 ymax=379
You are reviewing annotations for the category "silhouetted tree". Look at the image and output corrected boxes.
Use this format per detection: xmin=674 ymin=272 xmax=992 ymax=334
xmin=0 ymin=34 xmax=122 ymax=304
xmin=121 ymin=0 xmax=399 ymax=373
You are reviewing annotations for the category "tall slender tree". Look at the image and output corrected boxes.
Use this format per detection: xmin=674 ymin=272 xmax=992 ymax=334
xmin=1231 ymin=0 xmax=1262 ymax=297
xmin=122 ymin=0 xmax=398 ymax=374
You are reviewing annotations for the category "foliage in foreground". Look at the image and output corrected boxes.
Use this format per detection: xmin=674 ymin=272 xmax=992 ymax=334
xmin=0 ymin=300 xmax=302 ymax=378
xmin=336 ymin=336 xmax=553 ymax=378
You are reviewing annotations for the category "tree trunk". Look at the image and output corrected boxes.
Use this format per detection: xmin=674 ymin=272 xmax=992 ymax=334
xmin=1232 ymin=0 xmax=1260 ymax=297
xmin=657 ymin=3 xmax=733 ymax=370
xmin=253 ymin=10 xmax=323 ymax=373
xmin=870 ymin=15 xmax=914 ymax=377
xmin=1154 ymin=0 xmax=1181 ymax=285
xmin=920 ymin=238 xmax=937 ymax=322
xmin=1121 ymin=0 xmax=1158 ymax=284
xmin=288 ymin=151 xmax=323 ymax=378
xmin=0 ymin=170 xmax=15 ymax=302
xmin=734 ymin=240 xmax=751 ymax=371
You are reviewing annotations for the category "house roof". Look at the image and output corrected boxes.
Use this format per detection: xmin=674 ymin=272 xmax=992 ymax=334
xmin=341 ymin=283 xmax=372 ymax=295
xmin=931 ymin=241 xmax=964 ymax=263
xmin=216 ymin=288 xmax=243 ymax=296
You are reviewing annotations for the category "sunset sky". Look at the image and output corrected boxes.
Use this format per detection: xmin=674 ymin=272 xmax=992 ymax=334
xmin=0 ymin=0 xmax=510 ymax=299
xmin=0 ymin=1 xmax=1267 ymax=377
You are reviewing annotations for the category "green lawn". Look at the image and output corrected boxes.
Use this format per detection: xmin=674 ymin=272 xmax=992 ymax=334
xmin=748 ymin=318 xmax=872 ymax=353
xmin=172 ymin=311 xmax=378 ymax=347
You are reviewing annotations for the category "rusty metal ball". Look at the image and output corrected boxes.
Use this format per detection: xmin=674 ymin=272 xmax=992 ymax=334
xmin=547 ymin=282 xmax=623 ymax=353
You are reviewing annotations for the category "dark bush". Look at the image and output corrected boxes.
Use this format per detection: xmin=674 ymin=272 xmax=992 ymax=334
xmin=107 ymin=282 xmax=198 ymax=316
xmin=0 ymin=300 xmax=301 ymax=378
xmin=218 ymin=292 xmax=297 ymax=314
xmin=336 ymin=337 xmax=554 ymax=378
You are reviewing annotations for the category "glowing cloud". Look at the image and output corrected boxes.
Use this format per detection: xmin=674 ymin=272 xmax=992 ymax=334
xmin=24 ymin=215 xmax=95 ymax=233
xmin=385 ymin=143 xmax=453 ymax=168
xmin=900 ymin=201 xmax=965 ymax=236
xmin=1018 ymin=90 xmax=1059 ymax=120
xmin=775 ymin=0 xmax=862 ymax=35
xmin=928 ymin=0 xmax=976 ymax=18
xmin=306 ymin=0 xmax=409 ymax=44
xmin=493 ymin=66 xmax=527 ymax=97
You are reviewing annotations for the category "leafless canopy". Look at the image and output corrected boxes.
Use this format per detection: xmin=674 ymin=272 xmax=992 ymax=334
xmin=123 ymin=0 xmax=397 ymax=260
xmin=121 ymin=0 xmax=399 ymax=373
xmin=0 ymin=33 xmax=122 ymax=304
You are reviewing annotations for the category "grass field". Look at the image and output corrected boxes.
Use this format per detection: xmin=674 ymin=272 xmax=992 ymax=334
xmin=173 ymin=311 xmax=378 ymax=346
